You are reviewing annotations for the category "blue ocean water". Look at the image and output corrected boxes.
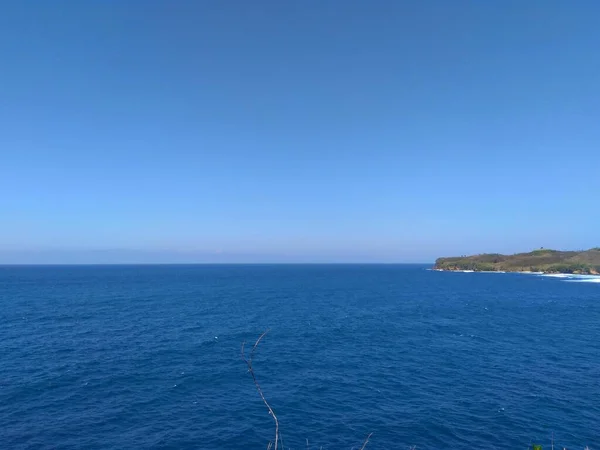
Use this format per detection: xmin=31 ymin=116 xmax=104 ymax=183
xmin=1 ymin=265 xmax=599 ymax=449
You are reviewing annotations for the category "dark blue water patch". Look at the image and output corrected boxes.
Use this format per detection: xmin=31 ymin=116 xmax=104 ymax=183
xmin=0 ymin=265 xmax=598 ymax=449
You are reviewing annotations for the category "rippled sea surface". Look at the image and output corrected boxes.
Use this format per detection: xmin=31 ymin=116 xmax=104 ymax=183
xmin=1 ymin=265 xmax=599 ymax=449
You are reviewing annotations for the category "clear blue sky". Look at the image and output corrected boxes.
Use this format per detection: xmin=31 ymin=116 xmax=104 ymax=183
xmin=1 ymin=1 xmax=599 ymax=263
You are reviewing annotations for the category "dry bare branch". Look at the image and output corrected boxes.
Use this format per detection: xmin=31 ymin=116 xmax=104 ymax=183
xmin=359 ymin=432 xmax=373 ymax=450
xmin=242 ymin=329 xmax=279 ymax=450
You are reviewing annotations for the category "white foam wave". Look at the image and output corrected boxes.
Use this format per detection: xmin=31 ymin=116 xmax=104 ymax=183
xmin=564 ymin=278 xmax=600 ymax=283
xmin=534 ymin=272 xmax=600 ymax=283
xmin=516 ymin=271 xmax=544 ymax=275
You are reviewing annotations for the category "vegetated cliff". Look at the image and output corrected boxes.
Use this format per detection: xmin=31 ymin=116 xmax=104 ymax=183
xmin=434 ymin=248 xmax=600 ymax=274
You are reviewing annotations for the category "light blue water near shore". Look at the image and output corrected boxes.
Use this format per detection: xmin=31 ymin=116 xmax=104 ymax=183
xmin=1 ymin=265 xmax=599 ymax=449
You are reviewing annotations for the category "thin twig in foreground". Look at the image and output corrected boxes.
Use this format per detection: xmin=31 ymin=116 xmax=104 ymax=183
xmin=241 ymin=330 xmax=279 ymax=450
xmin=359 ymin=432 xmax=373 ymax=450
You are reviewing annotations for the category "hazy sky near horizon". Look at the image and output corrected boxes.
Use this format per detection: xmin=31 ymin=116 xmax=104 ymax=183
xmin=1 ymin=1 xmax=599 ymax=263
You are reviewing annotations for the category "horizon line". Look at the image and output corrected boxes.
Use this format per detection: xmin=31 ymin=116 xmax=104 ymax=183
xmin=0 ymin=262 xmax=434 ymax=266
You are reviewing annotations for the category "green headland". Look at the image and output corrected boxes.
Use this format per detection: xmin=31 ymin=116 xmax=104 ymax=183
xmin=434 ymin=248 xmax=600 ymax=274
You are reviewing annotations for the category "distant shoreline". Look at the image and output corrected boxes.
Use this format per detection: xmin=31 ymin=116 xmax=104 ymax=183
xmin=433 ymin=248 xmax=600 ymax=275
